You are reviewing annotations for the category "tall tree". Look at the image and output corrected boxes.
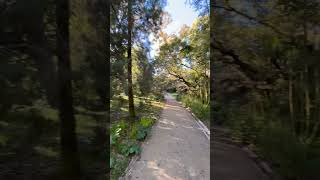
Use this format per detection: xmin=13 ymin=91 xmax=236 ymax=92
xmin=127 ymin=0 xmax=136 ymax=119
xmin=56 ymin=0 xmax=81 ymax=178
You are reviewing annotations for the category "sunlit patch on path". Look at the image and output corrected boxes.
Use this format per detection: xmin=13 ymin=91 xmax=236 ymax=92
xmin=124 ymin=94 xmax=210 ymax=180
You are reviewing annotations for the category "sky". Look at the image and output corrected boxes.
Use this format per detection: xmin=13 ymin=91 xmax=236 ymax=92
xmin=149 ymin=0 xmax=198 ymax=58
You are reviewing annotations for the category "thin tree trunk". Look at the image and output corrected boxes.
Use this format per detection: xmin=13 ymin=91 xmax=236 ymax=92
xmin=56 ymin=0 xmax=81 ymax=178
xmin=304 ymin=65 xmax=311 ymax=137
xmin=289 ymin=68 xmax=294 ymax=132
xmin=302 ymin=14 xmax=311 ymax=137
xmin=298 ymin=71 xmax=304 ymax=136
xmin=127 ymin=0 xmax=135 ymax=120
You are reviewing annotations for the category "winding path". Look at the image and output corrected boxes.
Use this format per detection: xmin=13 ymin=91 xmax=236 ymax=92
xmin=124 ymin=94 xmax=210 ymax=180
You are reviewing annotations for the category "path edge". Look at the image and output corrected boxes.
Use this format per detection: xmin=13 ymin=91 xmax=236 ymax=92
xmin=212 ymin=126 xmax=280 ymax=180
xmin=120 ymin=101 xmax=166 ymax=180
xmin=183 ymin=104 xmax=210 ymax=140
xmin=181 ymin=99 xmax=278 ymax=180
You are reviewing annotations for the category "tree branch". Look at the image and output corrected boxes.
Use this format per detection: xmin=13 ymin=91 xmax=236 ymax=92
xmin=180 ymin=63 xmax=209 ymax=79
xmin=212 ymin=42 xmax=259 ymax=81
xmin=213 ymin=4 xmax=293 ymax=40
xmin=167 ymin=71 xmax=195 ymax=88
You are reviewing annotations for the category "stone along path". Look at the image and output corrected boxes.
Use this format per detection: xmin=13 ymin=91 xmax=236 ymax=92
xmin=124 ymin=94 xmax=210 ymax=180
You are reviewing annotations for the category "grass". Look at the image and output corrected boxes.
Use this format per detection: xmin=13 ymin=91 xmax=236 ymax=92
xmin=110 ymin=94 xmax=164 ymax=179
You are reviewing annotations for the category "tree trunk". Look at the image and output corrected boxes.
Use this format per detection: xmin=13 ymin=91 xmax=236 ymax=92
xmin=304 ymin=65 xmax=311 ymax=137
xmin=298 ymin=71 xmax=304 ymax=136
xmin=289 ymin=68 xmax=294 ymax=132
xmin=56 ymin=0 xmax=81 ymax=178
xmin=127 ymin=0 xmax=135 ymax=120
xmin=27 ymin=6 xmax=58 ymax=107
xmin=89 ymin=0 xmax=110 ymax=152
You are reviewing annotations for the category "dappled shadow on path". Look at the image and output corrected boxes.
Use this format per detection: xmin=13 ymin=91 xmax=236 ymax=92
xmin=125 ymin=93 xmax=209 ymax=180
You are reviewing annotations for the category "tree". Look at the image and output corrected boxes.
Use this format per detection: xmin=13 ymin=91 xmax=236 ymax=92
xmin=136 ymin=47 xmax=153 ymax=96
xmin=111 ymin=0 xmax=167 ymax=120
xmin=127 ymin=0 xmax=136 ymax=120
xmin=155 ymin=15 xmax=210 ymax=104
xmin=56 ymin=0 xmax=81 ymax=178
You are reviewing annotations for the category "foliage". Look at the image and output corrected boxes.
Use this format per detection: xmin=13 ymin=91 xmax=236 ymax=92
xmin=119 ymin=142 xmax=141 ymax=156
xmin=140 ymin=117 xmax=155 ymax=127
xmin=257 ymin=124 xmax=320 ymax=180
xmin=110 ymin=103 xmax=161 ymax=179
xmin=155 ymin=15 xmax=210 ymax=115
xmin=179 ymin=93 xmax=209 ymax=122
xmin=213 ymin=1 xmax=320 ymax=179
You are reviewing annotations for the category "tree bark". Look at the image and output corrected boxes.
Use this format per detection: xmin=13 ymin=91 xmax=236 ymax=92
xmin=127 ymin=0 xmax=135 ymax=120
xmin=304 ymin=65 xmax=311 ymax=136
xmin=56 ymin=0 xmax=81 ymax=178
xmin=289 ymin=68 xmax=294 ymax=132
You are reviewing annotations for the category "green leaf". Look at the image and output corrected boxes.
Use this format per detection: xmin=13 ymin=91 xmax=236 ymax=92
xmin=110 ymin=157 xmax=115 ymax=169
xmin=129 ymin=144 xmax=141 ymax=155
xmin=140 ymin=117 xmax=154 ymax=127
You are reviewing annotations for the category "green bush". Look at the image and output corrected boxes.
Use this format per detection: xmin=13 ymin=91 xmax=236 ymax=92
xmin=140 ymin=117 xmax=154 ymax=127
xmin=257 ymin=123 xmax=320 ymax=180
xmin=110 ymin=116 xmax=157 ymax=179
xmin=136 ymin=126 xmax=151 ymax=141
xmin=231 ymin=115 xmax=265 ymax=145
xmin=119 ymin=141 xmax=141 ymax=156
xmin=176 ymin=93 xmax=182 ymax=101
xmin=180 ymin=95 xmax=209 ymax=121
xmin=110 ymin=120 xmax=128 ymax=145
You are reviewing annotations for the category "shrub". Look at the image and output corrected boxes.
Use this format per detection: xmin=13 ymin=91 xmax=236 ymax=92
xmin=119 ymin=141 xmax=141 ymax=157
xmin=179 ymin=95 xmax=209 ymax=121
xmin=140 ymin=117 xmax=154 ymax=127
xmin=257 ymin=123 xmax=320 ymax=180
xmin=136 ymin=126 xmax=151 ymax=141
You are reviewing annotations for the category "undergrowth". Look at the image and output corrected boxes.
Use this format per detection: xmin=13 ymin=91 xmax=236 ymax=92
xmin=175 ymin=93 xmax=209 ymax=127
xmin=110 ymin=101 xmax=161 ymax=180
xmin=227 ymin=107 xmax=320 ymax=180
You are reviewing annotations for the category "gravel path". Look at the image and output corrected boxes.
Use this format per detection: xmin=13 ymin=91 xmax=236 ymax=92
xmin=124 ymin=94 xmax=269 ymax=180
xmin=124 ymin=94 xmax=210 ymax=180
xmin=212 ymin=126 xmax=270 ymax=180
xmin=212 ymin=140 xmax=269 ymax=180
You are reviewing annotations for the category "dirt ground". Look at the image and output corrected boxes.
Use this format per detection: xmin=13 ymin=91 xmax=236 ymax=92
xmin=124 ymin=94 xmax=210 ymax=180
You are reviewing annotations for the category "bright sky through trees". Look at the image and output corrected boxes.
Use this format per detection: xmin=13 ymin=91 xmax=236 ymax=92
xmin=149 ymin=0 xmax=198 ymax=58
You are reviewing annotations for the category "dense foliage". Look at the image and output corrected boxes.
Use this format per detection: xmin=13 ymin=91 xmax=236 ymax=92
xmin=155 ymin=13 xmax=210 ymax=125
xmin=212 ymin=1 xmax=320 ymax=179
xmin=0 ymin=0 xmax=109 ymax=179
